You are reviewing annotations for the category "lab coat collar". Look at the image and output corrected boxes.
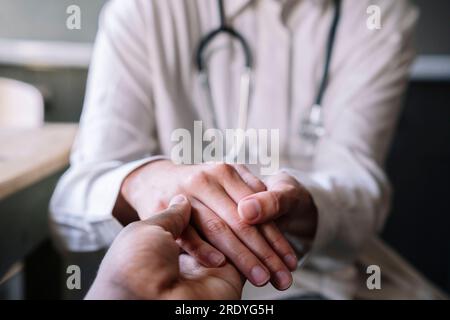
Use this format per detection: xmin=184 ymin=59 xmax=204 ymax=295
xmin=224 ymin=0 xmax=254 ymax=19
xmin=225 ymin=0 xmax=329 ymax=19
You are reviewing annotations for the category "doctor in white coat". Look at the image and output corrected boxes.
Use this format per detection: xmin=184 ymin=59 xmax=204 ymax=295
xmin=50 ymin=0 xmax=418 ymax=298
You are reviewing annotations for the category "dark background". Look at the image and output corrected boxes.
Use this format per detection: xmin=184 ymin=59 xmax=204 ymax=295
xmin=381 ymin=0 xmax=450 ymax=294
xmin=383 ymin=82 xmax=450 ymax=291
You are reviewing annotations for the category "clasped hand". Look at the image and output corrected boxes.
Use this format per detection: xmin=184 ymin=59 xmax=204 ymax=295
xmin=87 ymin=196 xmax=244 ymax=299
xmin=118 ymin=160 xmax=317 ymax=290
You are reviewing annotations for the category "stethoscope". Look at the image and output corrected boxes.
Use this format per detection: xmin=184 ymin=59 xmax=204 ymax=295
xmin=195 ymin=0 xmax=341 ymax=160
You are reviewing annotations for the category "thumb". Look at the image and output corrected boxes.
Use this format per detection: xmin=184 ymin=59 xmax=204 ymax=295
xmin=143 ymin=194 xmax=191 ymax=238
xmin=238 ymin=177 xmax=301 ymax=224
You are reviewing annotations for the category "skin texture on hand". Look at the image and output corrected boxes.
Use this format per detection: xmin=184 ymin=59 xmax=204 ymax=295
xmin=239 ymin=172 xmax=318 ymax=249
xmin=116 ymin=160 xmax=299 ymax=290
xmin=86 ymin=196 xmax=244 ymax=300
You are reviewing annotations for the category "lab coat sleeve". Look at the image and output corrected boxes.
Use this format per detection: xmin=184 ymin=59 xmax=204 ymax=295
xmin=50 ymin=0 xmax=163 ymax=252
xmin=279 ymin=1 xmax=418 ymax=270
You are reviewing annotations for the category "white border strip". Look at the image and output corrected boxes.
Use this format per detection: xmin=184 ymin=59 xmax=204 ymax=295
xmin=0 ymin=38 xmax=449 ymax=81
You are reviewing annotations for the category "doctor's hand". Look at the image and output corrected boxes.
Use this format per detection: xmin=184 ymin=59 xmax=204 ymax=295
xmin=238 ymin=172 xmax=318 ymax=251
xmin=116 ymin=160 xmax=298 ymax=290
xmin=86 ymin=195 xmax=244 ymax=300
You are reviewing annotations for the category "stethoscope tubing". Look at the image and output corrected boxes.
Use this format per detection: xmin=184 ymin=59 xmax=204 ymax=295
xmin=194 ymin=0 xmax=341 ymax=160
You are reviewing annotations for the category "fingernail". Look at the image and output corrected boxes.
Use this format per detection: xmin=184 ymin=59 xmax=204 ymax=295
xmin=208 ymin=252 xmax=225 ymax=266
xmin=170 ymin=194 xmax=187 ymax=206
xmin=250 ymin=265 xmax=269 ymax=286
xmin=239 ymin=198 xmax=261 ymax=221
xmin=284 ymin=254 xmax=298 ymax=270
xmin=274 ymin=271 xmax=292 ymax=290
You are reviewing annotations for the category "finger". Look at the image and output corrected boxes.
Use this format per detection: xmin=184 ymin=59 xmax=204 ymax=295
xmin=176 ymin=225 xmax=226 ymax=268
xmin=143 ymin=194 xmax=191 ymax=239
xmin=238 ymin=181 xmax=300 ymax=224
xmin=178 ymin=254 xmax=245 ymax=300
xmin=205 ymin=163 xmax=256 ymax=203
xmin=231 ymin=164 xmax=266 ymax=192
xmin=193 ymin=185 xmax=293 ymax=290
xmin=190 ymin=198 xmax=271 ymax=287
xmin=230 ymin=165 xmax=295 ymax=270
xmin=259 ymin=222 xmax=298 ymax=271
xmin=187 ymin=167 xmax=294 ymax=289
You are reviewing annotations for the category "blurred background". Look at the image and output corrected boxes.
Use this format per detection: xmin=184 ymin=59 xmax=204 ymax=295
xmin=0 ymin=0 xmax=448 ymax=299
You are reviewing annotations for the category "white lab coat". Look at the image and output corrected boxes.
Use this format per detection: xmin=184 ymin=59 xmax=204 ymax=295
xmin=50 ymin=0 xmax=418 ymax=298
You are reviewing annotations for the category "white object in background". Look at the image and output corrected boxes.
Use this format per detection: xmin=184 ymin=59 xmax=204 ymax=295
xmin=0 ymin=78 xmax=44 ymax=128
xmin=410 ymin=55 xmax=450 ymax=81
xmin=0 ymin=38 xmax=92 ymax=69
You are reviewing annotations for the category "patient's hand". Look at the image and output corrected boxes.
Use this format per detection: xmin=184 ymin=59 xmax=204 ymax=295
xmin=86 ymin=196 xmax=243 ymax=300
xmin=117 ymin=160 xmax=297 ymax=290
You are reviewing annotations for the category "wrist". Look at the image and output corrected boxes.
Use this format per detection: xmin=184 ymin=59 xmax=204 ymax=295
xmin=114 ymin=159 xmax=174 ymax=224
xmin=301 ymin=187 xmax=318 ymax=240
xmin=86 ymin=276 xmax=142 ymax=300
xmin=273 ymin=173 xmax=319 ymax=241
xmin=121 ymin=159 xmax=173 ymax=204
xmin=113 ymin=159 xmax=173 ymax=225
